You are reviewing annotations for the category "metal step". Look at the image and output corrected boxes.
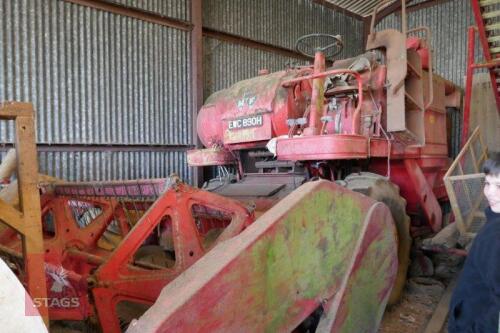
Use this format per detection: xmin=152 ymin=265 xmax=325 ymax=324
xmin=483 ymin=10 xmax=500 ymax=19
xmin=254 ymin=160 xmax=295 ymax=169
xmin=488 ymin=35 xmax=500 ymax=42
xmin=490 ymin=46 xmax=500 ymax=53
xmin=485 ymin=22 xmax=500 ymax=30
xmin=480 ymin=0 xmax=500 ymax=6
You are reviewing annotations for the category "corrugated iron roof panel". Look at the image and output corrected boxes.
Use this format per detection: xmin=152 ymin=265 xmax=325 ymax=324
xmin=325 ymin=0 xmax=397 ymax=17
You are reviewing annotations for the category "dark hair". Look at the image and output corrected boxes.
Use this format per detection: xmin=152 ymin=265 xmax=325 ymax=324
xmin=483 ymin=152 xmax=500 ymax=176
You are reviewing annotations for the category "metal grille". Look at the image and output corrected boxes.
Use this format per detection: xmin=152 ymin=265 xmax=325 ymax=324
xmin=444 ymin=127 xmax=489 ymax=237
xmin=41 ymin=178 xmax=171 ymax=228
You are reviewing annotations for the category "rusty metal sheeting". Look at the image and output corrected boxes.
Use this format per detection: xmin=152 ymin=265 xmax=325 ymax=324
xmin=376 ymin=0 xmax=481 ymax=88
xmin=325 ymin=0 xmax=396 ymax=17
xmin=111 ymin=0 xmax=189 ymax=20
xmin=202 ymin=0 xmax=364 ymax=58
xmin=0 ymin=0 xmax=192 ymax=146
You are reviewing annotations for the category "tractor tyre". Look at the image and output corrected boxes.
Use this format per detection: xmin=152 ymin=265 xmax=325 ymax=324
xmin=344 ymin=172 xmax=412 ymax=305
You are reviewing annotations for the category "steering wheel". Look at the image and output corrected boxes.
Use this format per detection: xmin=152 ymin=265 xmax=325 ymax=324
xmin=295 ymin=33 xmax=344 ymax=59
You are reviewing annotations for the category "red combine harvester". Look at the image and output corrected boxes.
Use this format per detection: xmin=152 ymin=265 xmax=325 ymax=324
xmin=127 ymin=1 xmax=460 ymax=332
xmin=0 ymin=1 xmax=461 ymax=332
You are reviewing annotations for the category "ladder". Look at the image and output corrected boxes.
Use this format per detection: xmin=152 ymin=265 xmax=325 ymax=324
xmin=463 ymin=0 xmax=500 ymax=145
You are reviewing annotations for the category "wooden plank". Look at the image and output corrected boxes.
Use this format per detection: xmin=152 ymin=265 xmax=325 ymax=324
xmin=470 ymin=73 xmax=500 ymax=153
xmin=0 ymin=198 xmax=24 ymax=233
xmin=444 ymin=178 xmax=466 ymax=234
xmin=448 ymin=172 xmax=485 ymax=181
xmin=423 ymin=278 xmax=457 ymax=333
xmin=443 ymin=127 xmax=480 ymax=179
xmin=13 ymin=113 xmax=49 ymax=324
xmin=470 ymin=146 xmax=479 ymax=173
xmin=0 ymin=102 xmax=34 ymax=119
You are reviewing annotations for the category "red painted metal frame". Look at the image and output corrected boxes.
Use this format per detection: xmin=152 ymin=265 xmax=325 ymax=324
xmin=470 ymin=0 xmax=500 ymax=108
xmin=403 ymin=159 xmax=442 ymax=231
xmin=463 ymin=23 xmax=500 ymax=146
xmin=282 ymin=68 xmax=364 ymax=136
xmin=464 ymin=0 xmax=500 ymax=146
xmin=92 ymin=182 xmax=253 ymax=332
xmin=0 ymin=180 xmax=253 ymax=333
xmin=278 ymin=22 xmax=452 ymax=231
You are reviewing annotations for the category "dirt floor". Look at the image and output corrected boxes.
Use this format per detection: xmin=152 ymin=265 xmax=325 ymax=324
xmin=378 ymin=277 xmax=453 ymax=333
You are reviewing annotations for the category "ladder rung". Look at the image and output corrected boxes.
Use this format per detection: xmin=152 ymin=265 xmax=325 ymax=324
xmin=490 ymin=46 xmax=500 ymax=53
xmin=486 ymin=22 xmax=500 ymax=30
xmin=481 ymin=0 xmax=500 ymax=6
xmin=488 ymin=35 xmax=500 ymax=42
xmin=484 ymin=10 xmax=500 ymax=19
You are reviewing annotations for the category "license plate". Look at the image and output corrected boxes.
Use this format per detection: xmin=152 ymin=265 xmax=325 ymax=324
xmin=228 ymin=114 xmax=263 ymax=130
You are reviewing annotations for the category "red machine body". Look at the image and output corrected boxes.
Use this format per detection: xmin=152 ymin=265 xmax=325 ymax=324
xmin=190 ymin=26 xmax=461 ymax=233
xmin=0 ymin=2 xmax=463 ymax=332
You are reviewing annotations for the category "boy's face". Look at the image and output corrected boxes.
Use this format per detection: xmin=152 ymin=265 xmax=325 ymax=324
xmin=484 ymin=174 xmax=500 ymax=213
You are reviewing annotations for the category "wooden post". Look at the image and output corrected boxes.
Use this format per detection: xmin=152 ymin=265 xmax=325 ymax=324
xmin=0 ymin=102 xmax=48 ymax=325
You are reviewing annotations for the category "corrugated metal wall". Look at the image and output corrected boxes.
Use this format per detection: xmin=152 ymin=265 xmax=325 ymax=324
xmin=0 ymin=0 xmax=193 ymax=181
xmin=37 ymin=150 xmax=189 ymax=181
xmin=203 ymin=39 xmax=307 ymax=99
xmin=0 ymin=0 xmax=365 ymax=182
xmin=202 ymin=0 xmax=364 ymax=97
xmin=376 ymin=0 xmax=479 ymax=88
xmin=112 ymin=0 xmax=189 ymax=20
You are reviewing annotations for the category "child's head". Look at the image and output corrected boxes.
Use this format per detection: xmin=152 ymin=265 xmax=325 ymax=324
xmin=484 ymin=152 xmax=500 ymax=213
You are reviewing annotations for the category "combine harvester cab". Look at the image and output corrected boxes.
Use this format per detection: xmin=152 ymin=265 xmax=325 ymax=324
xmin=127 ymin=180 xmax=398 ymax=333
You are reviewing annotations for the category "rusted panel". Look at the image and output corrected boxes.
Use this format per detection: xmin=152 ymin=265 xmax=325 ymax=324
xmin=404 ymin=159 xmax=442 ymax=231
xmin=366 ymin=29 xmax=408 ymax=133
xmin=277 ymin=135 xmax=369 ymax=160
xmin=199 ymin=70 xmax=302 ymax=147
xmin=187 ymin=148 xmax=235 ymax=166
xmin=375 ymin=0 xmax=478 ymax=88
xmin=127 ymin=180 xmax=398 ymax=333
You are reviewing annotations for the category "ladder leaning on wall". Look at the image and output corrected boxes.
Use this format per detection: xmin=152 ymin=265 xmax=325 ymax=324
xmin=463 ymin=0 xmax=500 ymax=146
